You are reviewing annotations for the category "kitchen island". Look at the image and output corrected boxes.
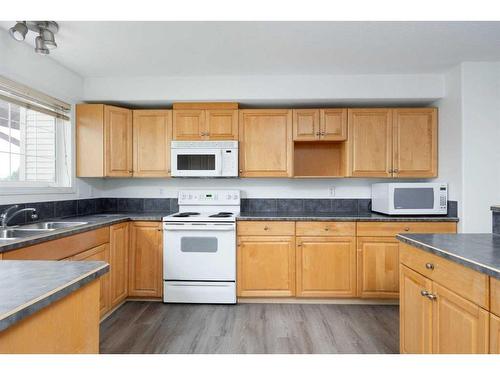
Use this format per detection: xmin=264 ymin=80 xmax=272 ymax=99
xmin=0 ymin=260 xmax=109 ymax=354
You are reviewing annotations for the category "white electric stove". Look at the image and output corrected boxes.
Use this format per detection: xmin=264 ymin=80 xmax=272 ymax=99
xmin=162 ymin=190 xmax=240 ymax=304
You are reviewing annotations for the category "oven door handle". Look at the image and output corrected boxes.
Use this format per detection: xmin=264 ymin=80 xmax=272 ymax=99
xmin=163 ymin=224 xmax=235 ymax=231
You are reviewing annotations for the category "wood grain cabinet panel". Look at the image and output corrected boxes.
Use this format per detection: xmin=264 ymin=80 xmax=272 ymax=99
xmin=491 ymin=313 xmax=500 ymax=354
xmin=132 ymin=110 xmax=172 ymax=177
xmin=104 ymin=105 xmax=133 ymax=177
xmin=293 ymin=109 xmax=320 ymax=141
xmin=491 ymin=277 xmax=500 ymax=316
xmin=237 ymin=236 xmax=295 ymax=297
xmin=295 ymin=221 xmax=355 ymax=237
xmin=296 ymin=237 xmax=356 ymax=297
xmin=347 ymin=108 xmax=393 ymax=177
xmin=357 ymin=222 xmax=457 ymax=237
xmin=128 ymin=222 xmax=163 ymax=298
xmin=239 ymin=109 xmax=293 ymax=177
xmin=173 ymin=110 xmax=205 ymax=140
xmin=357 ymin=237 xmax=399 ymax=298
xmin=237 ymin=221 xmax=295 ymax=236
xmin=399 ymin=265 xmax=433 ymax=354
xmin=432 ymin=283 xmax=489 ymax=354
xmin=320 ymin=109 xmax=347 ymax=141
xmin=71 ymin=244 xmax=111 ymax=317
xmin=109 ymin=222 xmax=129 ymax=306
xmin=205 ymin=109 xmax=238 ymax=140
xmin=393 ymin=108 xmax=437 ymax=178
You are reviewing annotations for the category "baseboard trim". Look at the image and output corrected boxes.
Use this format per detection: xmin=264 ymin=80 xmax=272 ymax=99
xmin=237 ymin=298 xmax=399 ymax=305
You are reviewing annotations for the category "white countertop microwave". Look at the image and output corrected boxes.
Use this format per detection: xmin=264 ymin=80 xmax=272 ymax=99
xmin=171 ymin=141 xmax=238 ymax=177
xmin=371 ymin=183 xmax=448 ymax=215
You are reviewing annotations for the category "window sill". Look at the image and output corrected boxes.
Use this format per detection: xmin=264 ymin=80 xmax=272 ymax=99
xmin=0 ymin=186 xmax=76 ymax=196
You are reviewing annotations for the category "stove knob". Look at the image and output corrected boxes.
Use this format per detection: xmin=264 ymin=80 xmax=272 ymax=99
xmin=233 ymin=194 xmax=238 ymax=200
xmin=226 ymin=194 xmax=231 ymax=200
xmin=188 ymin=194 xmax=192 ymax=199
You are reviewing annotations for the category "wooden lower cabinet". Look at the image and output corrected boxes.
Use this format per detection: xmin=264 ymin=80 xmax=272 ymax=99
xmin=491 ymin=313 xmax=500 ymax=354
xmin=400 ymin=265 xmax=433 ymax=354
xmin=109 ymin=222 xmax=129 ymax=306
xmin=357 ymin=237 xmax=399 ymax=298
xmin=296 ymin=237 xmax=356 ymax=297
xmin=128 ymin=221 xmax=163 ymax=298
xmin=72 ymin=244 xmax=111 ymax=317
xmin=237 ymin=236 xmax=295 ymax=297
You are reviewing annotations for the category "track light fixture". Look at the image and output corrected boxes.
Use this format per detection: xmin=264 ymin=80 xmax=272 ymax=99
xmin=8 ymin=21 xmax=59 ymax=55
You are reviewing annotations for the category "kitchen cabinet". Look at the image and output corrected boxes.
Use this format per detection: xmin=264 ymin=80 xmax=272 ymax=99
xmin=237 ymin=235 xmax=296 ymax=297
xmin=239 ymin=109 xmax=293 ymax=177
xmin=76 ymin=104 xmax=133 ymax=177
xmin=72 ymin=244 xmax=111 ymax=317
xmin=357 ymin=237 xmax=399 ymax=299
xmin=393 ymin=108 xmax=437 ymax=178
xmin=491 ymin=313 xmax=500 ymax=354
xmin=490 ymin=276 xmax=500 ymax=316
xmin=347 ymin=108 xmax=438 ymax=178
xmin=293 ymin=109 xmax=347 ymax=141
xmin=296 ymin=236 xmax=356 ymax=297
xmin=132 ymin=110 xmax=172 ymax=177
xmin=109 ymin=222 xmax=129 ymax=306
xmin=173 ymin=109 xmax=238 ymax=140
xmin=400 ymin=244 xmax=491 ymax=354
xmin=128 ymin=221 xmax=163 ymax=298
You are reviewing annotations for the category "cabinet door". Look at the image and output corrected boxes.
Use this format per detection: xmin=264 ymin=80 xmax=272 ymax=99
xmin=239 ymin=110 xmax=292 ymax=177
xmin=320 ymin=109 xmax=347 ymax=140
xmin=76 ymin=104 xmax=105 ymax=177
xmin=104 ymin=105 xmax=133 ymax=177
xmin=393 ymin=108 xmax=437 ymax=178
xmin=129 ymin=222 xmax=163 ymax=298
xmin=172 ymin=110 xmax=204 ymax=140
xmin=133 ymin=110 xmax=172 ymax=177
xmin=72 ymin=244 xmax=111 ymax=317
xmin=237 ymin=236 xmax=295 ymax=297
xmin=432 ymin=282 xmax=489 ymax=354
xmin=357 ymin=237 xmax=399 ymax=299
xmin=293 ymin=109 xmax=319 ymax=141
xmin=400 ymin=265 xmax=432 ymax=354
xmin=109 ymin=223 xmax=129 ymax=307
xmin=491 ymin=313 xmax=500 ymax=354
xmin=296 ymin=237 xmax=356 ymax=297
xmin=205 ymin=109 xmax=238 ymax=140
xmin=348 ymin=108 xmax=393 ymax=177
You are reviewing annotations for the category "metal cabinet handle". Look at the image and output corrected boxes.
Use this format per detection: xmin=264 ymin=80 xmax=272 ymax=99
xmin=421 ymin=290 xmax=430 ymax=297
xmin=404 ymin=227 xmax=410 ymax=231
xmin=321 ymin=131 xmax=326 ymax=136
xmin=425 ymin=263 xmax=434 ymax=270
xmin=427 ymin=293 xmax=437 ymax=301
xmin=324 ymin=227 xmax=330 ymax=231
xmin=393 ymin=169 xmax=399 ymax=173
xmin=315 ymin=131 xmax=321 ymax=136
xmin=389 ymin=169 xmax=393 ymax=173
xmin=264 ymin=226 xmax=270 ymax=231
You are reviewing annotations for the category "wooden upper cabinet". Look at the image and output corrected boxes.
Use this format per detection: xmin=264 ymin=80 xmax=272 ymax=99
xmin=132 ymin=110 xmax=172 ymax=177
xmin=173 ymin=109 xmax=205 ymax=140
xmin=393 ymin=108 xmax=437 ymax=178
xmin=105 ymin=105 xmax=133 ymax=177
xmin=293 ymin=109 xmax=320 ymax=140
xmin=347 ymin=108 xmax=393 ymax=177
xmin=296 ymin=236 xmax=356 ymax=297
xmin=432 ymin=283 xmax=489 ymax=354
xmin=320 ymin=109 xmax=347 ymax=140
xmin=400 ymin=265 xmax=433 ymax=354
xmin=128 ymin=221 xmax=163 ymax=298
xmin=173 ymin=109 xmax=238 ymax=140
xmin=109 ymin=222 xmax=129 ymax=307
xmin=239 ymin=109 xmax=293 ymax=177
xmin=205 ymin=109 xmax=238 ymax=140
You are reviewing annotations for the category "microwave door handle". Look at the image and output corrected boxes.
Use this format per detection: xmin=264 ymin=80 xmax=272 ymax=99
xmin=215 ymin=150 xmax=223 ymax=176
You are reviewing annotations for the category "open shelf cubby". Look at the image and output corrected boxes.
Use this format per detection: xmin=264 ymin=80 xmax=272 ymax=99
xmin=293 ymin=141 xmax=347 ymax=178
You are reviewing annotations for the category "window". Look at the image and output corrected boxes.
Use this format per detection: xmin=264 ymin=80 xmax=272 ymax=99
xmin=0 ymin=76 xmax=72 ymax=192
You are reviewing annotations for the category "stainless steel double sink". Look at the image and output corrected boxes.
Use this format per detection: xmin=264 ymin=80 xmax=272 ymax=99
xmin=0 ymin=221 xmax=88 ymax=240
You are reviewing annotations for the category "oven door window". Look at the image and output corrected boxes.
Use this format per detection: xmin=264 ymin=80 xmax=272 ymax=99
xmin=181 ymin=237 xmax=218 ymax=253
xmin=177 ymin=154 xmax=216 ymax=171
xmin=394 ymin=188 xmax=434 ymax=209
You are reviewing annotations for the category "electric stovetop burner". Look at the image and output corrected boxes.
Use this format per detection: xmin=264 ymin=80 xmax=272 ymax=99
xmin=173 ymin=212 xmax=200 ymax=217
xmin=209 ymin=212 xmax=234 ymax=218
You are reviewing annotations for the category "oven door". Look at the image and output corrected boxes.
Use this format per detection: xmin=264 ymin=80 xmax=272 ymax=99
xmin=163 ymin=222 xmax=236 ymax=281
xmin=171 ymin=148 xmax=222 ymax=177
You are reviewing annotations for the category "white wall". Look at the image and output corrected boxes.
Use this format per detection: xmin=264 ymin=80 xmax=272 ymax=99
xmin=460 ymin=62 xmax=500 ymax=232
xmin=0 ymin=31 xmax=93 ymax=205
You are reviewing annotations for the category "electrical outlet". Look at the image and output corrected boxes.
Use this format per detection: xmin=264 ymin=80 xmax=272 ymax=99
xmin=329 ymin=187 xmax=335 ymax=197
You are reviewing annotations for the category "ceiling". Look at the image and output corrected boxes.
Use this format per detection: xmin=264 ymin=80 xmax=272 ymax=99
xmin=2 ymin=21 xmax=500 ymax=78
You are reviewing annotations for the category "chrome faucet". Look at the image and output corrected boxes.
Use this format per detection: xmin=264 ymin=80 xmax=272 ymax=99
xmin=0 ymin=205 xmax=38 ymax=228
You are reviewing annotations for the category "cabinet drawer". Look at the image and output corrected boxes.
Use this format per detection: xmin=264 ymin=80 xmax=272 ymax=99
xmin=492 ymin=277 xmax=500 ymax=316
xmin=237 ymin=221 xmax=295 ymax=236
xmin=357 ymin=222 xmax=456 ymax=237
xmin=296 ymin=221 xmax=355 ymax=236
xmin=400 ymin=243 xmax=489 ymax=308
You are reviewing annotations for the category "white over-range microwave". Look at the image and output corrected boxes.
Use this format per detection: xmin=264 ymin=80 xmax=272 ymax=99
xmin=171 ymin=141 xmax=238 ymax=177
xmin=371 ymin=183 xmax=448 ymax=215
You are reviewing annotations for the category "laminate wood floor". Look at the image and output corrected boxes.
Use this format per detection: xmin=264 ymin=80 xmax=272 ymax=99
xmin=100 ymin=302 xmax=399 ymax=354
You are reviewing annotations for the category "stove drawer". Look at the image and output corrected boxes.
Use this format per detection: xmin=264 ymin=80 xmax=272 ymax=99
xmin=237 ymin=221 xmax=295 ymax=236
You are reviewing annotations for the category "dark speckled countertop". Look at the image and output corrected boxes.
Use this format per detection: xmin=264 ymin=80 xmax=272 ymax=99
xmin=236 ymin=212 xmax=459 ymax=222
xmin=397 ymin=233 xmax=500 ymax=279
xmin=0 ymin=260 xmax=109 ymax=332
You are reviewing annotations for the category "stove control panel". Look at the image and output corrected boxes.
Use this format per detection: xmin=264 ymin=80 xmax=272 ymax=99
xmin=178 ymin=190 xmax=240 ymax=205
